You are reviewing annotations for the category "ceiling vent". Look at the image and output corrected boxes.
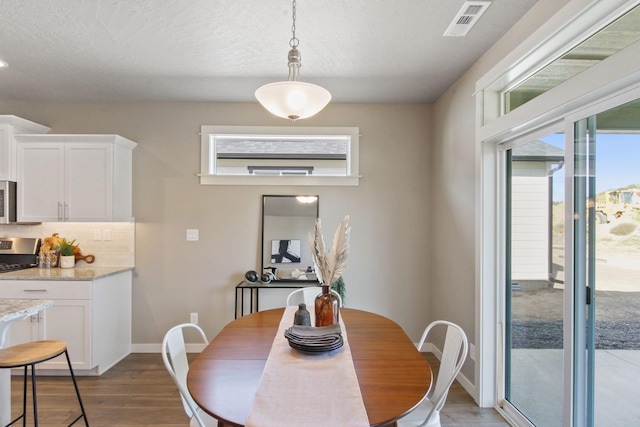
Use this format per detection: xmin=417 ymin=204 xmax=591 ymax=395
xmin=443 ymin=1 xmax=492 ymax=37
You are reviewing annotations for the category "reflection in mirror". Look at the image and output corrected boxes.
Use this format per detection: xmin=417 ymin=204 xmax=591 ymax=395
xmin=261 ymin=195 xmax=319 ymax=282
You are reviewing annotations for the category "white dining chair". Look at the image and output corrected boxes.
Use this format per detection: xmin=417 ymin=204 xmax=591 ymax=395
xmin=286 ymin=286 xmax=343 ymax=308
xmin=397 ymin=320 xmax=468 ymax=427
xmin=162 ymin=323 xmax=221 ymax=427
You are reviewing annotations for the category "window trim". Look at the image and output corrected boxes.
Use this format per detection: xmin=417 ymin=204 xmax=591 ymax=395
xmin=476 ymin=0 xmax=639 ymax=128
xmin=199 ymin=125 xmax=360 ymax=186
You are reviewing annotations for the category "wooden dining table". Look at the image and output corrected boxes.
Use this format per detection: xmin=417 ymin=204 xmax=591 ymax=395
xmin=187 ymin=307 xmax=432 ymax=427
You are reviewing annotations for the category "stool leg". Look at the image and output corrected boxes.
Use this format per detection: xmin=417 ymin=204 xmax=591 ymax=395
xmin=22 ymin=365 xmax=27 ymax=427
xmin=30 ymin=364 xmax=37 ymax=427
xmin=63 ymin=350 xmax=89 ymax=427
xmin=3 ymin=366 xmax=28 ymax=427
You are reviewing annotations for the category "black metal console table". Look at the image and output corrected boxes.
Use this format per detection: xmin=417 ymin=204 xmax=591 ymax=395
xmin=234 ymin=280 xmax=320 ymax=318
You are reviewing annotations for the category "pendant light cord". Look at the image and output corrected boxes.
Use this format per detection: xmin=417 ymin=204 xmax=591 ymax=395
xmin=289 ymin=0 xmax=299 ymax=48
xmin=286 ymin=0 xmax=301 ymax=82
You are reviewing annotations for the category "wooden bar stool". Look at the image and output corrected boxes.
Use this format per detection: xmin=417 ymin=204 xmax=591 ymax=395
xmin=0 ymin=340 xmax=89 ymax=427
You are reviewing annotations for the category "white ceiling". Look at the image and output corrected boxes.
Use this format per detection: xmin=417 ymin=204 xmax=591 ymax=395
xmin=0 ymin=0 xmax=538 ymax=104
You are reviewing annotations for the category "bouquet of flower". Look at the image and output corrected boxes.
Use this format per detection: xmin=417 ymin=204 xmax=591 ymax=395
xmin=308 ymin=215 xmax=350 ymax=286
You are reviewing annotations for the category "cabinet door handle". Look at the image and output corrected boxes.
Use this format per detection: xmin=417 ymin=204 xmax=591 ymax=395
xmin=58 ymin=202 xmax=63 ymax=221
xmin=23 ymin=289 xmax=48 ymax=293
xmin=64 ymin=203 xmax=69 ymax=221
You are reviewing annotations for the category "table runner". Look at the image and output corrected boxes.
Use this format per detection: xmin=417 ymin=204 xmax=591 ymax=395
xmin=245 ymin=306 xmax=370 ymax=427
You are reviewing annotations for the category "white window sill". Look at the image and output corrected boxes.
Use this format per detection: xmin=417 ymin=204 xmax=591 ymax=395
xmin=198 ymin=174 xmax=360 ymax=186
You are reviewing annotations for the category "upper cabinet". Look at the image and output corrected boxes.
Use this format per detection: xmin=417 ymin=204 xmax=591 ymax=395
xmin=0 ymin=115 xmax=50 ymax=181
xmin=15 ymin=134 xmax=137 ymax=222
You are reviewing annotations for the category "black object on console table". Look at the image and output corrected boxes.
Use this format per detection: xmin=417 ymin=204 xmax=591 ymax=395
xmin=234 ymin=280 xmax=320 ymax=319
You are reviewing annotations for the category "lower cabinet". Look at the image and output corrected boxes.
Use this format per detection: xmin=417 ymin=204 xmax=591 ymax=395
xmin=9 ymin=298 xmax=91 ymax=370
xmin=1 ymin=271 xmax=132 ymax=375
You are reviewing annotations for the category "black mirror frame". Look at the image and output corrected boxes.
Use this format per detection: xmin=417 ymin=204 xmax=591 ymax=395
xmin=260 ymin=195 xmax=319 ymax=283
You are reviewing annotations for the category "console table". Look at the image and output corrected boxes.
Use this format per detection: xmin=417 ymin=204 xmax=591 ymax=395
xmin=234 ymin=280 xmax=320 ymax=318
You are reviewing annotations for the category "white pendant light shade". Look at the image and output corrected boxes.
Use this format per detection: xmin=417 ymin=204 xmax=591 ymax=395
xmin=255 ymin=81 xmax=331 ymax=121
xmin=255 ymin=0 xmax=330 ymax=121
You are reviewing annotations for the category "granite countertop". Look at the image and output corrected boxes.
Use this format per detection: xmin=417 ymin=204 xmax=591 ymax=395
xmin=0 ymin=267 xmax=134 ymax=281
xmin=0 ymin=299 xmax=53 ymax=322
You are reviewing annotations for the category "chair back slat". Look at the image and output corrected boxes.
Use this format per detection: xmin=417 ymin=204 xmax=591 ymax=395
xmin=414 ymin=320 xmax=468 ymax=426
xmin=165 ymin=328 xmax=194 ymax=416
xmin=162 ymin=323 xmax=209 ymax=424
xmin=431 ymin=324 xmax=466 ymax=411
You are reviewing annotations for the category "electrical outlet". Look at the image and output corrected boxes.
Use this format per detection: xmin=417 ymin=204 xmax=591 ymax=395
xmin=469 ymin=343 xmax=476 ymax=361
xmin=190 ymin=312 xmax=198 ymax=324
xmin=186 ymin=229 xmax=199 ymax=241
xmin=94 ymin=229 xmax=101 ymax=241
xmin=103 ymin=229 xmax=111 ymax=241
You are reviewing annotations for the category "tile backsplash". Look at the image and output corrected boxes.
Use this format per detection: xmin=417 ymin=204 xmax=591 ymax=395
xmin=0 ymin=222 xmax=135 ymax=268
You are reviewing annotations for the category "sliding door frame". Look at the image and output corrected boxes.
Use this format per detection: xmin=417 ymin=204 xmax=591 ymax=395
xmin=564 ymin=84 xmax=640 ymax=426
xmin=490 ymin=82 xmax=640 ymax=427
xmin=494 ymin=122 xmax=565 ymax=427
xmin=476 ymin=0 xmax=640 ymax=415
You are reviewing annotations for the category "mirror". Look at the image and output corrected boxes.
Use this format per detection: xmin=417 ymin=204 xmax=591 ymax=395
xmin=261 ymin=195 xmax=319 ymax=282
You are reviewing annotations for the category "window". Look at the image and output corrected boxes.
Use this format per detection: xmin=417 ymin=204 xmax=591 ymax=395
xmin=476 ymin=1 xmax=640 ymax=127
xmin=504 ymin=5 xmax=640 ymax=113
xmin=199 ymin=126 xmax=360 ymax=186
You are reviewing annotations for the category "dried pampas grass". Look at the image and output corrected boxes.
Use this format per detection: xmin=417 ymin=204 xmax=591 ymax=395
xmin=309 ymin=215 xmax=350 ymax=285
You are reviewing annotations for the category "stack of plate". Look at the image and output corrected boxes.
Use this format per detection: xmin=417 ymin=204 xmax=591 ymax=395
xmin=284 ymin=324 xmax=344 ymax=354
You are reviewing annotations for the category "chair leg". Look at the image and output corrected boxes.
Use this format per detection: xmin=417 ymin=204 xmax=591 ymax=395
xmin=63 ymin=350 xmax=89 ymax=427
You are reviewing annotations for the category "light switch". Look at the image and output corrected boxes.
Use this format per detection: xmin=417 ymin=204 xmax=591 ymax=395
xmin=186 ymin=229 xmax=199 ymax=241
xmin=103 ymin=229 xmax=111 ymax=241
xmin=94 ymin=229 xmax=102 ymax=241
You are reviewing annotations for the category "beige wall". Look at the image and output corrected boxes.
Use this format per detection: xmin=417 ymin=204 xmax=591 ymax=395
xmin=0 ymin=0 xmax=576 ymax=394
xmin=430 ymin=0 xmax=572 ymax=384
xmin=0 ymin=101 xmax=432 ymax=345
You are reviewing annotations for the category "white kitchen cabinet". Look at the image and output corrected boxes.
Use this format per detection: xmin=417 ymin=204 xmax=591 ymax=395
xmin=10 ymin=298 xmax=91 ymax=370
xmin=0 ymin=116 xmax=50 ymax=181
xmin=0 ymin=270 xmax=132 ymax=375
xmin=15 ymin=134 xmax=136 ymax=222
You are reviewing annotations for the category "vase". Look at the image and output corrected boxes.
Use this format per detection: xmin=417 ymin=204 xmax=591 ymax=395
xmin=314 ymin=285 xmax=339 ymax=327
xmin=293 ymin=303 xmax=311 ymax=326
xmin=49 ymin=249 xmax=60 ymax=267
xmin=60 ymin=255 xmax=75 ymax=269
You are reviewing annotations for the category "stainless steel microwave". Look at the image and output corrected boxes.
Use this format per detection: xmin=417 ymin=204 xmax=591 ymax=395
xmin=0 ymin=181 xmax=17 ymax=224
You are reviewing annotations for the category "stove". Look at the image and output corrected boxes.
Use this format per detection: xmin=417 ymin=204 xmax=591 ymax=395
xmin=0 ymin=237 xmax=41 ymax=273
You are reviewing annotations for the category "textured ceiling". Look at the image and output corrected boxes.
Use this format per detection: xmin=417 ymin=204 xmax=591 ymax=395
xmin=0 ymin=0 xmax=538 ymax=104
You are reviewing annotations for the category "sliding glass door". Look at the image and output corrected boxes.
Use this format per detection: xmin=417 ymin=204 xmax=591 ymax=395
xmin=504 ymin=95 xmax=640 ymax=426
xmin=573 ymin=98 xmax=640 ymax=427
xmin=505 ymin=132 xmax=565 ymax=426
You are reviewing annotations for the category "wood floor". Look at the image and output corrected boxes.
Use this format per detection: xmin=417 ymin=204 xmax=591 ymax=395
xmin=10 ymin=353 xmax=509 ymax=426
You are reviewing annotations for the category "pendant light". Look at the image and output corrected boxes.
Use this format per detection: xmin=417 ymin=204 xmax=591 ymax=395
xmin=255 ymin=0 xmax=331 ymax=121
